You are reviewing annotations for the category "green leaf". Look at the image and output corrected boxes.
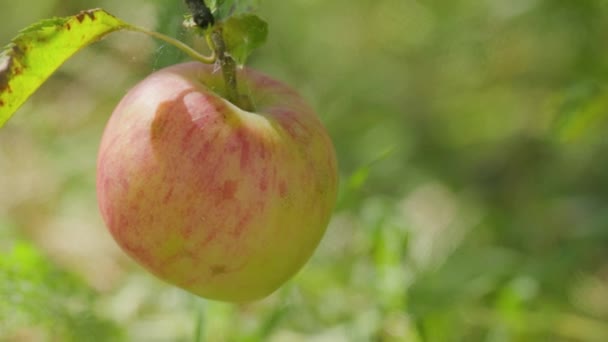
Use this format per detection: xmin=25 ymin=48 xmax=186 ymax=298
xmin=0 ymin=9 xmax=130 ymax=127
xmin=221 ymin=14 xmax=268 ymax=65
xmin=208 ymin=0 xmax=261 ymax=21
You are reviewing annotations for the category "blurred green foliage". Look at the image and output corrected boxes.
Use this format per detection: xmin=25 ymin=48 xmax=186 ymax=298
xmin=0 ymin=241 xmax=122 ymax=341
xmin=1 ymin=0 xmax=608 ymax=341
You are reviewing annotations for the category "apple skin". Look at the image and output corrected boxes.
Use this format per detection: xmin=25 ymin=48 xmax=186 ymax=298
xmin=96 ymin=62 xmax=338 ymax=302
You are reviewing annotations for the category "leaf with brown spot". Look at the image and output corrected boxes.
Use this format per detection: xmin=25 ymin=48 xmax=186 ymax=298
xmin=0 ymin=9 xmax=130 ymax=127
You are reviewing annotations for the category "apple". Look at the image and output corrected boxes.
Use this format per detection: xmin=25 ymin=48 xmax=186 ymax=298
xmin=96 ymin=62 xmax=338 ymax=302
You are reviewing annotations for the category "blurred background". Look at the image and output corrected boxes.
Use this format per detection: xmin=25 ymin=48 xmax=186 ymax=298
xmin=2 ymin=0 xmax=608 ymax=341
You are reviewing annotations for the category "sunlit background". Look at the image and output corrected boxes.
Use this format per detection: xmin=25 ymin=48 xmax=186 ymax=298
xmin=2 ymin=0 xmax=608 ymax=340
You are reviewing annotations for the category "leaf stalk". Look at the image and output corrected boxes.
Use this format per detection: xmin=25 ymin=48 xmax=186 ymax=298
xmin=128 ymin=26 xmax=216 ymax=64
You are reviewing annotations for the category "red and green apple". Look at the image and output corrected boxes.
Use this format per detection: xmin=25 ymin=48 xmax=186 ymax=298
xmin=96 ymin=62 xmax=338 ymax=302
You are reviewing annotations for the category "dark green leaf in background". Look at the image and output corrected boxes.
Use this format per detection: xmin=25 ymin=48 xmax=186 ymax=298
xmin=221 ymin=14 xmax=267 ymax=65
xmin=207 ymin=0 xmax=261 ymax=21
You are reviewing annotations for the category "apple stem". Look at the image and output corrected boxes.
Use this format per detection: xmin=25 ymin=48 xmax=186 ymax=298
xmin=182 ymin=0 xmax=254 ymax=111
xmin=211 ymin=27 xmax=239 ymax=103
xmin=209 ymin=29 xmax=237 ymax=103
xmin=208 ymin=29 xmax=255 ymax=111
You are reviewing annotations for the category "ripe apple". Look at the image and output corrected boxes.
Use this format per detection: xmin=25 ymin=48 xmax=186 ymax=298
xmin=96 ymin=62 xmax=338 ymax=302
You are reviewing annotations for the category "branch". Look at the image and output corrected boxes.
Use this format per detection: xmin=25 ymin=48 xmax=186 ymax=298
xmin=184 ymin=0 xmax=214 ymax=29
